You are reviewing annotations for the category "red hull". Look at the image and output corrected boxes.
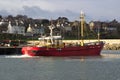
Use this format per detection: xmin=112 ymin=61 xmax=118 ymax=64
xmin=21 ymin=42 xmax=104 ymax=57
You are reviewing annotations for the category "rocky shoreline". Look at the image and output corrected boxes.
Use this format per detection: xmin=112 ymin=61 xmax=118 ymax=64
xmin=63 ymin=39 xmax=120 ymax=50
xmin=103 ymin=43 xmax=120 ymax=50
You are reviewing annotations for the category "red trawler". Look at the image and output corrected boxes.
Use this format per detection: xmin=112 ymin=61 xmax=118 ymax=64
xmin=21 ymin=11 xmax=104 ymax=56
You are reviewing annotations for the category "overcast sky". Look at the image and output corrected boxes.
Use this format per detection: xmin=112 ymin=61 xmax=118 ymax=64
xmin=0 ymin=0 xmax=119 ymax=21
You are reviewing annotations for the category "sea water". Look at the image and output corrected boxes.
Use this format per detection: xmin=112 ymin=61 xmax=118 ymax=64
xmin=0 ymin=50 xmax=120 ymax=80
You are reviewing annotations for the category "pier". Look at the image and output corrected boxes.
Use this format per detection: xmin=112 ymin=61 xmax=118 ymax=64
xmin=0 ymin=47 xmax=22 ymax=55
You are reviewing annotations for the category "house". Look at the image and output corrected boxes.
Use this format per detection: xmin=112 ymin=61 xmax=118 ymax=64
xmin=7 ymin=21 xmax=25 ymax=35
xmin=26 ymin=24 xmax=44 ymax=36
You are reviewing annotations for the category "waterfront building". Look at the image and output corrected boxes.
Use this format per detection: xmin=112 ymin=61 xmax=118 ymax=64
xmin=7 ymin=21 xmax=25 ymax=35
xmin=26 ymin=24 xmax=43 ymax=36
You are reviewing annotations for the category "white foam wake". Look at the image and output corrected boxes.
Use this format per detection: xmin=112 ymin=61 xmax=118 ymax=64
xmin=5 ymin=54 xmax=33 ymax=58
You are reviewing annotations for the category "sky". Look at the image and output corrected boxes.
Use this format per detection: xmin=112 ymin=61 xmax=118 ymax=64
xmin=0 ymin=0 xmax=120 ymax=22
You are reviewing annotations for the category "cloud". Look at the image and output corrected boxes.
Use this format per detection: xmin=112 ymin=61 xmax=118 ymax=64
xmin=21 ymin=6 xmax=79 ymax=20
xmin=0 ymin=6 xmax=79 ymax=21
xmin=0 ymin=0 xmax=120 ymax=21
xmin=0 ymin=10 xmax=10 ymax=16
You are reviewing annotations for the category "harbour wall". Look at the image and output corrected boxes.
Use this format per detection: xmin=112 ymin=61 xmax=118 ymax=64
xmin=28 ymin=39 xmax=120 ymax=50
xmin=63 ymin=39 xmax=120 ymax=50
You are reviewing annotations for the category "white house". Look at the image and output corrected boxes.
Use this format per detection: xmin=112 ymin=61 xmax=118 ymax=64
xmin=26 ymin=24 xmax=41 ymax=34
xmin=26 ymin=24 xmax=43 ymax=36
xmin=64 ymin=26 xmax=72 ymax=31
xmin=7 ymin=21 xmax=25 ymax=35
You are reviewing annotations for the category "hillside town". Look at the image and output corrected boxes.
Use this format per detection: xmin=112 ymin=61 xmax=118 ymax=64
xmin=0 ymin=15 xmax=120 ymax=40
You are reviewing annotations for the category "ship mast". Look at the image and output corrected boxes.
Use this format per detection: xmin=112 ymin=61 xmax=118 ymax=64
xmin=80 ymin=11 xmax=85 ymax=46
xmin=97 ymin=26 xmax=100 ymax=42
